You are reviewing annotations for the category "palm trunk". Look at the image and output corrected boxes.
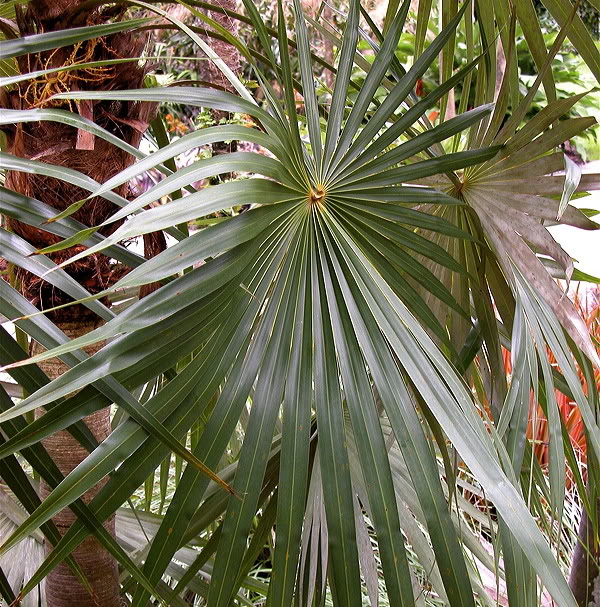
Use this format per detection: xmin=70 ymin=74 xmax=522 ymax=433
xmin=32 ymin=323 xmax=119 ymax=607
xmin=1 ymin=2 xmax=154 ymax=605
xmin=569 ymin=500 xmax=600 ymax=607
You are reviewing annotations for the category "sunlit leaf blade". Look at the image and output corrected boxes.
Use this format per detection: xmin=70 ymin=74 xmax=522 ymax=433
xmin=207 ymin=222 xmax=305 ymax=607
xmin=317 ymin=230 xmax=416 ymax=605
xmin=331 ymin=0 xmax=473 ymax=179
xmin=558 ymin=154 xmax=582 ymax=221
xmin=42 ymin=180 xmax=303 ymax=271
xmin=321 ymin=212 xmax=578 ymax=606
xmin=274 ymin=0 xmax=305 ymax=172
xmin=267 ymin=240 xmax=313 ymax=606
xmin=310 ymin=228 xmax=363 ymax=607
xmin=0 ymin=18 xmax=151 ymax=59
xmin=323 ymin=0 xmax=360 ymax=165
xmin=290 ymin=0 xmax=323 ymax=175
xmin=320 ymin=217 xmax=475 ymax=606
xmin=0 ymin=108 xmax=146 ymax=159
xmin=53 ymin=87 xmax=291 ymax=146
xmin=134 ymin=0 xmax=254 ymax=103
xmin=83 ymin=125 xmax=288 ymax=202
xmin=326 ymin=0 xmax=411 ymax=175
xmin=335 ymin=103 xmax=494 ymax=186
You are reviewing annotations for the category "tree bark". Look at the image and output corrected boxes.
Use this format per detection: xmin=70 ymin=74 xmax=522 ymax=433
xmin=569 ymin=500 xmax=600 ymax=607
xmin=1 ymin=1 xmax=153 ymax=605
xmin=32 ymin=323 xmax=119 ymax=607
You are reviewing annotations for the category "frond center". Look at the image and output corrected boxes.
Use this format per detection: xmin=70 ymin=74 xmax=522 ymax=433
xmin=309 ymin=185 xmax=327 ymax=211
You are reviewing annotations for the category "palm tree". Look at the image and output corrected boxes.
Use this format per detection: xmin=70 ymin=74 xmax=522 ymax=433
xmin=0 ymin=0 xmax=599 ymax=605
xmin=0 ymin=1 xmax=154 ymax=605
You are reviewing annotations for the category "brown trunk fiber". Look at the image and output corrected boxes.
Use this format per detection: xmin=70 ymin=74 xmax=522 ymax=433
xmin=32 ymin=322 xmax=119 ymax=607
xmin=1 ymin=0 xmax=155 ymax=322
xmin=569 ymin=500 xmax=600 ymax=607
